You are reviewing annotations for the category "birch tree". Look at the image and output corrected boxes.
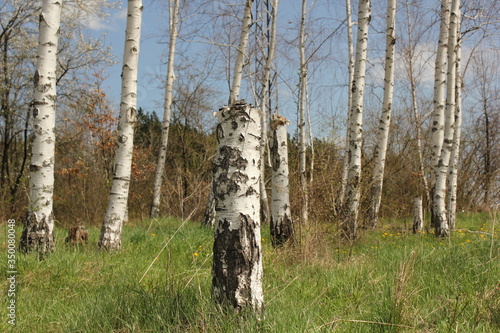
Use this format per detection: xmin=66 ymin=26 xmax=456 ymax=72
xmin=430 ymin=0 xmax=451 ymax=170
xmin=447 ymin=18 xmax=461 ymax=230
xmin=20 ymin=0 xmax=62 ymax=254
xmin=258 ymin=0 xmax=279 ymax=225
xmin=150 ymin=0 xmax=180 ymax=218
xmin=270 ymin=114 xmax=293 ymax=247
xmin=98 ymin=0 xmax=142 ymax=251
xmin=338 ymin=0 xmax=355 ymax=209
xmin=211 ymin=102 xmax=263 ymax=313
xmin=433 ymin=0 xmax=460 ymax=237
xmin=203 ymin=0 xmax=254 ymax=227
xmin=367 ymin=0 xmax=396 ymax=228
xmin=342 ymin=0 xmax=370 ymax=239
xmin=298 ymin=0 xmax=309 ymax=225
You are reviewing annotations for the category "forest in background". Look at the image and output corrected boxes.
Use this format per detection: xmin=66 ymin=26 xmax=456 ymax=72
xmin=0 ymin=0 xmax=498 ymax=229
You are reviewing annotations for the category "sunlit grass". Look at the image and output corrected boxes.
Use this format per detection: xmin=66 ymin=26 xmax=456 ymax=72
xmin=1 ymin=213 xmax=499 ymax=332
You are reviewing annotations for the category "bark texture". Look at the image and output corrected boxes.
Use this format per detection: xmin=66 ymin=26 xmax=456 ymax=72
xmin=212 ymin=101 xmax=263 ymax=313
xmin=343 ymin=0 xmax=370 ymax=239
xmin=368 ymin=0 xmax=396 ymax=228
xmin=447 ymin=22 xmax=462 ymax=231
xmin=21 ymin=0 xmax=62 ymax=254
xmin=298 ymin=0 xmax=309 ymax=225
xmin=99 ymin=0 xmax=142 ymax=251
xmin=339 ymin=0 xmax=355 ymax=209
xmin=431 ymin=0 xmax=451 ymax=169
xmin=150 ymin=0 xmax=180 ymax=218
xmin=433 ymin=0 xmax=459 ymax=237
xmin=270 ymin=114 xmax=293 ymax=247
xmin=413 ymin=196 xmax=424 ymax=234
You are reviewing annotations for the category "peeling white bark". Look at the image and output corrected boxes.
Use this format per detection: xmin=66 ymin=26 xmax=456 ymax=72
xmin=99 ymin=0 xmax=142 ymax=251
xmin=150 ymin=0 xmax=180 ymax=218
xmin=433 ymin=0 xmax=459 ymax=237
xmin=447 ymin=20 xmax=462 ymax=231
xmin=270 ymin=114 xmax=293 ymax=247
xmin=368 ymin=0 xmax=396 ymax=228
xmin=212 ymin=101 xmax=263 ymax=313
xmin=343 ymin=0 xmax=370 ymax=239
xmin=21 ymin=0 xmax=62 ymax=254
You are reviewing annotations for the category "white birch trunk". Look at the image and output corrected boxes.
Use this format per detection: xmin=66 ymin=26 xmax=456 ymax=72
xmin=21 ymin=0 xmax=62 ymax=254
xmin=433 ymin=0 xmax=459 ymax=237
xmin=258 ymin=0 xmax=279 ymax=225
xmin=204 ymin=0 xmax=254 ymax=227
xmin=412 ymin=196 xmax=424 ymax=234
xmin=212 ymin=101 xmax=263 ymax=313
xmin=298 ymin=0 xmax=309 ymax=225
xmin=339 ymin=0 xmax=355 ymax=209
xmin=99 ymin=0 xmax=142 ymax=251
xmin=229 ymin=0 xmax=254 ymax=104
xmin=447 ymin=19 xmax=462 ymax=231
xmin=343 ymin=0 xmax=370 ymax=239
xmin=431 ymin=0 xmax=451 ymax=169
xmin=368 ymin=0 xmax=396 ymax=228
xmin=270 ymin=114 xmax=293 ymax=247
xmin=150 ymin=0 xmax=180 ymax=218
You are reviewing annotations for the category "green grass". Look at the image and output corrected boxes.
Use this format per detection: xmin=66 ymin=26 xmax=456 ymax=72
xmin=1 ymin=213 xmax=499 ymax=332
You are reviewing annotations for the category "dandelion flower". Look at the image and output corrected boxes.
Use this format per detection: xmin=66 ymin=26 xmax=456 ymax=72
xmin=193 ymin=253 xmax=198 ymax=256
xmin=151 ymin=233 xmax=156 ymax=236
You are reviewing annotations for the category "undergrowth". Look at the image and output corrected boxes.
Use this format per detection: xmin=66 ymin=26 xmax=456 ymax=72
xmin=1 ymin=212 xmax=499 ymax=332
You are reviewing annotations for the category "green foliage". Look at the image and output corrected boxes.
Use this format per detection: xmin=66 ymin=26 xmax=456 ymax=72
xmin=1 ymin=214 xmax=499 ymax=332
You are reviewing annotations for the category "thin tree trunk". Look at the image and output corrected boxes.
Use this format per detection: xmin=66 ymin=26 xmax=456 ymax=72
xmin=433 ymin=0 xmax=459 ymax=237
xmin=338 ymin=0 xmax=355 ymax=209
xmin=20 ymin=0 xmax=62 ymax=254
xmin=431 ymin=0 xmax=451 ymax=169
xmin=447 ymin=18 xmax=461 ymax=230
xmin=368 ymin=0 xmax=396 ymax=228
xmin=99 ymin=0 xmax=143 ymax=251
xmin=229 ymin=0 xmax=254 ymax=105
xmin=212 ymin=101 xmax=263 ymax=313
xmin=413 ymin=196 xmax=423 ymax=233
xmin=270 ymin=114 xmax=293 ymax=247
xmin=342 ymin=0 xmax=370 ymax=240
xmin=298 ymin=0 xmax=309 ymax=225
xmin=259 ymin=0 xmax=279 ymax=225
xmin=150 ymin=0 xmax=180 ymax=218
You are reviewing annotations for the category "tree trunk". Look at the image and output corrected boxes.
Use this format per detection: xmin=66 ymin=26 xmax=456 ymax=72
xmin=150 ymin=0 xmax=180 ymax=218
xmin=229 ymin=0 xmax=254 ymax=105
xmin=338 ymin=0 xmax=355 ymax=209
xmin=412 ymin=196 xmax=423 ymax=234
xmin=343 ymin=0 xmax=370 ymax=240
xmin=447 ymin=19 xmax=462 ymax=230
xmin=431 ymin=0 xmax=451 ymax=169
xmin=433 ymin=0 xmax=459 ymax=237
xmin=298 ymin=0 xmax=309 ymax=225
xmin=270 ymin=114 xmax=294 ymax=247
xmin=368 ymin=0 xmax=396 ymax=228
xmin=20 ymin=0 xmax=62 ymax=254
xmin=99 ymin=0 xmax=142 ymax=251
xmin=203 ymin=0 xmax=254 ymax=227
xmin=212 ymin=101 xmax=263 ymax=313
xmin=258 ymin=0 xmax=279 ymax=225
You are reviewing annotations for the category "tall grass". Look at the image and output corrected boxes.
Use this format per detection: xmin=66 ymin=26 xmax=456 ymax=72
xmin=1 ymin=213 xmax=499 ymax=332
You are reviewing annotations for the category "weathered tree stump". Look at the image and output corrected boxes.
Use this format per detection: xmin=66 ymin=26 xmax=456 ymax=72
xmin=65 ymin=226 xmax=89 ymax=245
xmin=211 ymin=101 xmax=263 ymax=313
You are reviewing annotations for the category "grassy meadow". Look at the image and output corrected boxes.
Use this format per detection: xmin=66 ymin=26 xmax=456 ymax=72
xmin=1 ymin=213 xmax=499 ymax=332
